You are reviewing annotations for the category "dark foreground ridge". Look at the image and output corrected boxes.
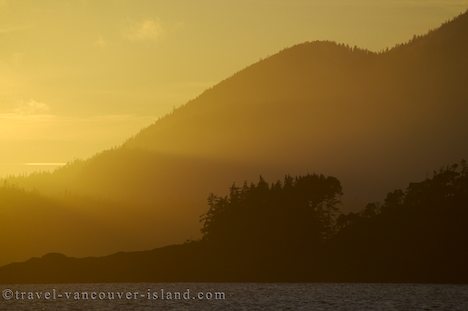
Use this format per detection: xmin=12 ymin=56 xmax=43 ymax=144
xmin=0 ymin=162 xmax=467 ymax=284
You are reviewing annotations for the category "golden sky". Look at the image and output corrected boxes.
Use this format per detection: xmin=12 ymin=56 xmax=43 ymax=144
xmin=1 ymin=0 xmax=468 ymax=177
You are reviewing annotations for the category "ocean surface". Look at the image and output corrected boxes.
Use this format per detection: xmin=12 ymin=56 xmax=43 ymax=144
xmin=1 ymin=283 xmax=467 ymax=310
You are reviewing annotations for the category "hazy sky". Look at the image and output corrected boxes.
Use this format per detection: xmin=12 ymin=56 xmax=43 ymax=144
xmin=1 ymin=0 xmax=467 ymax=176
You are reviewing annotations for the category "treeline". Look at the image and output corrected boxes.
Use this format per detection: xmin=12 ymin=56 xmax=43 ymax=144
xmin=198 ymin=161 xmax=468 ymax=282
xmin=201 ymin=174 xmax=341 ymax=248
xmin=0 ymin=162 xmax=466 ymax=283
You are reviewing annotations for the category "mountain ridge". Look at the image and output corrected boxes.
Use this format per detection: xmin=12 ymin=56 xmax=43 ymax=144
xmin=2 ymin=11 xmax=468 ymax=265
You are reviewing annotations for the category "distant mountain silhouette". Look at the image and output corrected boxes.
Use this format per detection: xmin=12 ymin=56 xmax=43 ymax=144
xmin=2 ymin=11 xmax=468 ymax=265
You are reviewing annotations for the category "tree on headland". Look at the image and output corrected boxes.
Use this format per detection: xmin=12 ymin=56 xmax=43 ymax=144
xmin=200 ymin=174 xmax=342 ymax=255
xmin=330 ymin=161 xmax=468 ymax=282
xmin=197 ymin=161 xmax=468 ymax=282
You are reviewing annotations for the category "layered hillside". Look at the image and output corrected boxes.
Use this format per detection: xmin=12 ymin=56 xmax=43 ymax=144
xmin=2 ymin=11 xmax=468 ymax=265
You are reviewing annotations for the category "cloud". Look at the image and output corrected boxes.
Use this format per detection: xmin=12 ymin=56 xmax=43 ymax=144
xmin=10 ymin=52 xmax=24 ymax=65
xmin=0 ymin=27 xmax=15 ymax=35
xmin=0 ymin=112 xmax=155 ymax=144
xmin=13 ymin=99 xmax=50 ymax=115
xmin=94 ymin=36 xmax=107 ymax=48
xmin=0 ymin=25 xmax=31 ymax=35
xmin=124 ymin=19 xmax=164 ymax=42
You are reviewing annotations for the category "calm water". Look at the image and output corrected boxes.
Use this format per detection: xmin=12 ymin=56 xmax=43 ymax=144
xmin=1 ymin=283 xmax=467 ymax=310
